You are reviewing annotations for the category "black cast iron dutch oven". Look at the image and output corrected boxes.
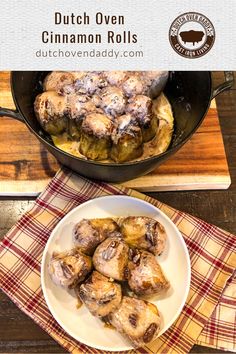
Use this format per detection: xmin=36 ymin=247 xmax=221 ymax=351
xmin=0 ymin=71 xmax=233 ymax=182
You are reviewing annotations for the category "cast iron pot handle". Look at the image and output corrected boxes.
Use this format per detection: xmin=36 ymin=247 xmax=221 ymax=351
xmin=0 ymin=106 xmax=24 ymax=122
xmin=211 ymin=71 xmax=234 ymax=99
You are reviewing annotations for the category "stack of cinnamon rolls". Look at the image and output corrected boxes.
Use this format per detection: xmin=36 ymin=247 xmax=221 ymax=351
xmin=34 ymin=71 xmax=168 ymax=162
xmin=49 ymin=216 xmax=169 ymax=347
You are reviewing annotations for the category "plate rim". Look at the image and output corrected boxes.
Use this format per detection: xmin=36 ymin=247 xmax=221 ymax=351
xmin=41 ymin=195 xmax=191 ymax=351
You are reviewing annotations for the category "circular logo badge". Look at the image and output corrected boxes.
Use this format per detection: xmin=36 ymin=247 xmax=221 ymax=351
xmin=169 ymin=12 xmax=215 ymax=59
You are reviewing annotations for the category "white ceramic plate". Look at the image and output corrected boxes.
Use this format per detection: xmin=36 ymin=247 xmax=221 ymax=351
xmin=41 ymin=196 xmax=191 ymax=351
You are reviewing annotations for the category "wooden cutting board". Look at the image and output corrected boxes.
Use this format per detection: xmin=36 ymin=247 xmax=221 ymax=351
xmin=0 ymin=71 xmax=231 ymax=195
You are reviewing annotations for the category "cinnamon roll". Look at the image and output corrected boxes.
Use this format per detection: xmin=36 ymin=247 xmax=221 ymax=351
xmin=127 ymin=249 xmax=169 ymax=296
xmin=93 ymin=236 xmax=129 ymax=281
xmin=34 ymin=91 xmax=68 ymax=135
xmin=122 ymin=73 xmax=144 ymax=97
xmin=73 ymin=218 xmax=120 ymax=255
xmin=48 ymin=248 xmax=92 ymax=289
xmin=110 ymin=114 xmax=143 ymax=162
xmin=104 ymin=71 xmax=127 ymax=86
xmin=79 ymin=271 xmax=122 ymax=318
xmin=66 ymin=94 xmax=97 ymax=139
xmin=109 ymin=296 xmax=161 ymax=347
xmin=74 ymin=71 xmax=107 ymax=95
xmin=79 ymin=113 xmax=113 ymax=160
xmin=120 ymin=216 xmax=167 ymax=256
xmin=126 ymin=95 xmax=158 ymax=142
xmin=43 ymin=71 xmax=75 ymax=95
xmin=99 ymin=86 xmax=126 ymax=118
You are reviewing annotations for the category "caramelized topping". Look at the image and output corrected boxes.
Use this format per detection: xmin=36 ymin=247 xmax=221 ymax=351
xmin=143 ymin=323 xmax=158 ymax=343
xmin=102 ymin=240 xmax=118 ymax=261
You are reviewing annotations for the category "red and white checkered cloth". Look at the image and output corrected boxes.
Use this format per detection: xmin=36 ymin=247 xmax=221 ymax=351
xmin=0 ymin=167 xmax=235 ymax=353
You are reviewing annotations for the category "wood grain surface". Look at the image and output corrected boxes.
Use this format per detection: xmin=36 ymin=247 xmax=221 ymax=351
xmin=0 ymin=71 xmax=230 ymax=194
xmin=0 ymin=72 xmax=235 ymax=354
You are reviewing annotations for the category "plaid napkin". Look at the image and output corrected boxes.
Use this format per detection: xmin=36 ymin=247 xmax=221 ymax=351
xmin=196 ymin=270 xmax=236 ymax=351
xmin=0 ymin=167 xmax=235 ymax=354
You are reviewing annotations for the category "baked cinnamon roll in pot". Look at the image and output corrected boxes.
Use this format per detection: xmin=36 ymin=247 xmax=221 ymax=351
xmin=127 ymin=249 xmax=169 ymax=296
xmin=126 ymin=95 xmax=158 ymax=142
xmin=109 ymin=296 xmax=161 ymax=347
xmin=34 ymin=70 xmax=171 ymax=165
xmin=75 ymin=72 xmax=107 ymax=95
xmin=122 ymin=73 xmax=144 ymax=98
xmin=120 ymin=216 xmax=167 ymax=255
xmin=48 ymin=249 xmax=92 ymax=289
xmin=34 ymin=91 xmax=68 ymax=135
xmin=99 ymin=86 xmax=126 ymax=118
xmin=43 ymin=71 xmax=75 ymax=95
xmin=110 ymin=114 xmax=143 ymax=163
xmin=104 ymin=71 xmax=127 ymax=87
xmin=93 ymin=236 xmax=129 ymax=281
xmin=79 ymin=271 xmax=122 ymax=318
xmin=104 ymin=71 xmax=127 ymax=86
xmin=73 ymin=218 xmax=120 ymax=255
xmin=66 ymin=94 xmax=97 ymax=140
xmin=79 ymin=113 xmax=113 ymax=160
